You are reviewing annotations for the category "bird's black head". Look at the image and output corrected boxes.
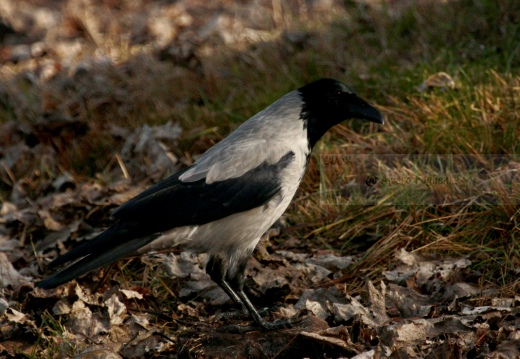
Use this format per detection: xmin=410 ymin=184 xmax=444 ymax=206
xmin=298 ymin=78 xmax=383 ymax=148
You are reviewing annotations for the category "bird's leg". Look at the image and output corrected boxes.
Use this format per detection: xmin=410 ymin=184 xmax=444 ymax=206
xmin=233 ymin=287 xmax=294 ymax=331
xmin=207 ymin=254 xmax=294 ymax=331
xmin=206 ymin=255 xmax=245 ymax=309
xmin=207 ymin=254 xmax=273 ymax=323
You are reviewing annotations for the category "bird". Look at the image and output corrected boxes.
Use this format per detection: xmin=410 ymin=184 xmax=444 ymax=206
xmin=37 ymin=78 xmax=383 ymax=330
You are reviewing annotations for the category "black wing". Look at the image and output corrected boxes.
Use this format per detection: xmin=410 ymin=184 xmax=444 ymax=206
xmin=113 ymin=150 xmax=295 ymax=231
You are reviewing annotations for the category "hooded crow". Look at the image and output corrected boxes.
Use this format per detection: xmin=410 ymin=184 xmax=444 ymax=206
xmin=37 ymin=78 xmax=383 ymax=329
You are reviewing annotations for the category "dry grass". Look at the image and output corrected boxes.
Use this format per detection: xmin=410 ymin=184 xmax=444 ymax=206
xmin=290 ymin=69 xmax=520 ymax=294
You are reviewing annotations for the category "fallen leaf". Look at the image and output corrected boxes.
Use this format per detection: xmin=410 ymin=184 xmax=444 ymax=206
xmin=0 ymin=252 xmax=31 ymax=288
xmin=105 ymin=294 xmax=127 ymax=326
xmin=120 ymin=289 xmax=144 ymax=300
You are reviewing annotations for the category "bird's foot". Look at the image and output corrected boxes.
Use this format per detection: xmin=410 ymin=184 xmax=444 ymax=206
xmin=257 ymin=317 xmax=295 ymax=330
xmin=211 ymin=308 xmax=248 ymax=323
xmin=212 ymin=306 xmax=277 ymax=323
xmin=218 ymin=316 xmax=296 ymax=333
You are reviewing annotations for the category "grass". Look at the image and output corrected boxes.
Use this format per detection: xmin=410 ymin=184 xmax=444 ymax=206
xmin=1 ymin=0 xmax=520 ymax=346
xmin=30 ymin=311 xmax=72 ymax=358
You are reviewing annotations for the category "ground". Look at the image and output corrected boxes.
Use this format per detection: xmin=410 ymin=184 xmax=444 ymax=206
xmin=0 ymin=0 xmax=519 ymax=358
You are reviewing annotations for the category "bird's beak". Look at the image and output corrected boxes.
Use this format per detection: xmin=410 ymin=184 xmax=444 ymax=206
xmin=348 ymin=102 xmax=384 ymax=125
xmin=345 ymin=94 xmax=384 ymax=125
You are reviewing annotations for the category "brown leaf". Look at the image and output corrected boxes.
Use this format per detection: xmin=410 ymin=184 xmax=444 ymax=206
xmin=0 ymin=252 xmax=31 ymax=288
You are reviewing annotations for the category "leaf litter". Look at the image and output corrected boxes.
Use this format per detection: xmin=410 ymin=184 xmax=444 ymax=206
xmin=3 ymin=188 xmax=520 ymax=359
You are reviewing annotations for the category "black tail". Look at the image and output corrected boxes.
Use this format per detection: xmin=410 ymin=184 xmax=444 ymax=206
xmin=36 ymin=222 xmax=159 ymax=289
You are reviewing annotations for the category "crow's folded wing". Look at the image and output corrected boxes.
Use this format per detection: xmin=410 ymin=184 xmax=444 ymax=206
xmin=113 ymin=150 xmax=295 ymax=231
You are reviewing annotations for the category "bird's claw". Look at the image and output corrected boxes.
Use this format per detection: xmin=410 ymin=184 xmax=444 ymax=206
xmin=258 ymin=317 xmax=294 ymax=330
xmin=217 ymin=316 xmax=296 ymax=333
xmin=212 ymin=308 xmax=249 ymax=323
xmin=218 ymin=323 xmax=256 ymax=333
xmin=212 ymin=306 xmax=277 ymax=323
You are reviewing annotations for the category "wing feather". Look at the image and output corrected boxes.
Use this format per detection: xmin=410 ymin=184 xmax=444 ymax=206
xmin=113 ymin=151 xmax=295 ymax=232
xmin=180 ymin=139 xmax=269 ymax=183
